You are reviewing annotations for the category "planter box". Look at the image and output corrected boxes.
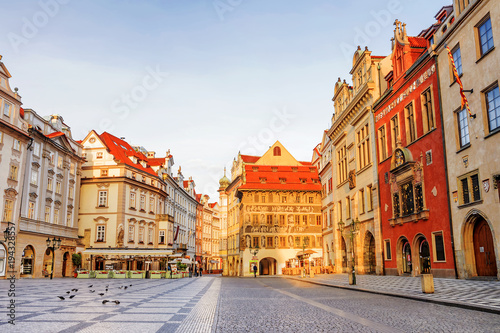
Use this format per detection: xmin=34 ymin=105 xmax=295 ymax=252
xmin=150 ymin=271 xmax=163 ymax=279
xmin=113 ymin=271 xmax=127 ymax=279
xmin=129 ymin=271 xmax=145 ymax=279
xmin=77 ymin=271 xmax=90 ymax=279
xmin=95 ymin=271 xmax=110 ymax=279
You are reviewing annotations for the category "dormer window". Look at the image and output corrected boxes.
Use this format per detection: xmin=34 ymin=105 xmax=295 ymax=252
xmin=259 ymin=177 xmax=267 ymax=183
xmin=300 ymin=178 xmax=307 ymax=184
xmin=96 ymin=152 xmax=103 ymax=159
xmin=252 ymin=167 xmax=258 ymax=172
xmin=279 ymin=178 xmax=286 ymax=184
xmin=272 ymin=167 xmax=278 ymax=172
xmin=273 ymin=146 xmax=281 ymax=156
xmin=292 ymin=167 xmax=298 ymax=172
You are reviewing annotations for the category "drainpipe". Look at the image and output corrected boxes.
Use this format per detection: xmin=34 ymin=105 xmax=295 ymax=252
xmin=434 ymin=53 xmax=459 ymax=279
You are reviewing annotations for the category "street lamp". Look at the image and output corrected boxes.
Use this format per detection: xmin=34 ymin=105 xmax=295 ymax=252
xmin=338 ymin=217 xmax=359 ymax=285
xmin=46 ymin=237 xmax=61 ymax=280
xmin=249 ymin=244 xmax=260 ymax=256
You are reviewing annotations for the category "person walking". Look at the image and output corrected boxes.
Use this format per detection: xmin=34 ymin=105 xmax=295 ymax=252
xmin=253 ymin=264 xmax=257 ymax=278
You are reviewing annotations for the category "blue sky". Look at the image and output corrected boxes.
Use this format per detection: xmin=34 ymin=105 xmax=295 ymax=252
xmin=1 ymin=0 xmax=450 ymax=200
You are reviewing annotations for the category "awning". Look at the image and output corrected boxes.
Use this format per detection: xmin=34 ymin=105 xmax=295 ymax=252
xmin=82 ymin=248 xmax=174 ymax=257
xmin=169 ymin=253 xmax=183 ymax=258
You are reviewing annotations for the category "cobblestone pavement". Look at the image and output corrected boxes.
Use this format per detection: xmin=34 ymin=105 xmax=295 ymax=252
xmin=288 ymin=273 xmax=500 ymax=313
xmin=215 ymin=277 xmax=500 ymax=333
xmin=0 ymin=276 xmax=219 ymax=333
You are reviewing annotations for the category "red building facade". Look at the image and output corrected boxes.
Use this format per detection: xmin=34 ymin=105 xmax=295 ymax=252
xmin=373 ymin=21 xmax=455 ymax=278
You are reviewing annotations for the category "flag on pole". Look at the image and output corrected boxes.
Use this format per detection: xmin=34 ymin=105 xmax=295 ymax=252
xmin=447 ymin=46 xmax=474 ymax=118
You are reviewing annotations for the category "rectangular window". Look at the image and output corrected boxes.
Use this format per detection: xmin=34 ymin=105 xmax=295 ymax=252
xmin=485 ymin=85 xmax=500 ymax=132
xmin=70 ymin=162 xmax=75 ymax=175
xmin=96 ymin=152 xmax=103 ymax=159
xmin=303 ymin=236 xmax=310 ymax=247
xmin=148 ymin=229 xmax=153 ymax=244
xmin=452 ymin=46 xmax=463 ymax=76
xmin=138 ymin=227 xmax=144 ymax=243
xmin=44 ymin=206 xmax=50 ymax=222
xmin=253 ymin=214 xmax=259 ymax=225
xmin=391 ymin=115 xmax=399 ymax=150
xmin=54 ymin=209 xmax=59 ymax=224
xmin=56 ymin=181 xmax=61 ymax=195
xmin=478 ymin=17 xmax=494 ymax=56
xmin=267 ymin=237 xmax=273 ymax=247
xmin=159 ymin=230 xmax=165 ymax=244
xmin=128 ymin=225 xmax=134 ymax=242
xmin=50 ymin=153 xmax=54 ymax=165
xmin=337 ymin=201 xmax=342 ymax=221
xmin=433 ymin=232 xmax=446 ymax=261
xmin=130 ymin=192 xmax=136 ymax=208
xmin=3 ymin=101 xmax=11 ymax=117
xmin=97 ymin=225 xmax=105 ymax=242
xmin=140 ymin=195 xmax=146 ymax=211
xmin=3 ymin=199 xmax=13 ymax=222
xmin=337 ymin=145 xmax=347 ymax=184
xmin=252 ymin=237 xmax=259 ymax=248
xmin=295 ymin=195 xmax=300 ymax=203
xmin=328 ymin=178 xmax=333 ymax=193
xmin=47 ymin=178 xmax=53 ymax=191
xmin=378 ymin=126 xmax=387 ymax=160
xmin=458 ymin=171 xmax=481 ymax=205
xmin=57 ymin=156 xmax=63 ymax=169
xmin=33 ymin=142 xmax=41 ymax=157
xmin=401 ymin=182 xmax=415 ymax=215
xmin=356 ymin=123 xmax=371 ymax=169
xmin=367 ymin=185 xmax=373 ymax=211
xmin=405 ymin=102 xmax=417 ymax=143
xmin=421 ymin=88 xmax=434 ymax=133
xmin=30 ymin=171 xmax=38 ymax=185
xmin=280 ymin=236 xmax=286 ymax=247
xmin=98 ymin=191 xmax=107 ymax=207
xmin=67 ymin=212 xmax=72 ymax=226
xmin=359 ymin=189 xmax=365 ymax=214
xmin=149 ymin=197 xmax=155 ymax=212
xmin=302 ymin=215 xmax=308 ymax=226
xmin=308 ymin=197 xmax=314 ymax=203
xmin=457 ymin=108 xmax=470 ymax=147
xmin=281 ymin=196 xmax=287 ymax=203
xmin=9 ymin=165 xmax=18 ymax=181
xmin=316 ymin=215 xmax=321 ymax=226
xmin=266 ymin=215 xmax=273 ymax=225
xmin=385 ymin=240 xmax=392 ymax=260
xmin=28 ymin=202 xmax=35 ymax=219
xmin=100 ymin=169 xmax=108 ymax=176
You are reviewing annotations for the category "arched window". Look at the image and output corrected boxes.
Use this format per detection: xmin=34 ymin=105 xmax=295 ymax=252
xmin=273 ymin=146 xmax=281 ymax=156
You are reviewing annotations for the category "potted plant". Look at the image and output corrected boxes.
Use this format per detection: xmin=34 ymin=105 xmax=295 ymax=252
xmin=72 ymin=254 xmax=82 ymax=278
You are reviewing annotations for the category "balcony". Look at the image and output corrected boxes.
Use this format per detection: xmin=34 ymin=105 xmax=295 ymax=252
xmin=19 ymin=217 xmax=78 ymax=239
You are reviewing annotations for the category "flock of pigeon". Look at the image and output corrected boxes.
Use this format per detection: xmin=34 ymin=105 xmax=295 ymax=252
xmin=57 ymin=283 xmax=133 ymax=305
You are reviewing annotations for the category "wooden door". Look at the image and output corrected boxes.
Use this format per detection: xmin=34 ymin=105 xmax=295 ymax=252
xmin=474 ymin=219 xmax=497 ymax=276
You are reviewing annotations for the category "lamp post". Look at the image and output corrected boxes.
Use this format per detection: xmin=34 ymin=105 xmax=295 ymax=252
xmin=338 ymin=217 xmax=359 ymax=285
xmin=46 ymin=237 xmax=61 ymax=280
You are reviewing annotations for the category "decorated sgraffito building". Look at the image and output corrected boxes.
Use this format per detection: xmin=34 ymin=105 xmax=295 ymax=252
xmin=373 ymin=19 xmax=456 ymax=278
xmin=226 ymin=141 xmax=323 ymax=276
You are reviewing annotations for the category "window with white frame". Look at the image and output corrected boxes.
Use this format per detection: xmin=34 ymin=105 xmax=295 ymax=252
xmin=96 ymin=225 xmax=105 ymax=242
xmin=44 ymin=206 xmax=50 ymax=222
xmin=3 ymin=101 xmax=11 ymax=117
xmin=378 ymin=126 xmax=387 ymax=161
xmin=28 ymin=202 xmax=35 ymax=219
xmin=148 ymin=229 xmax=153 ymax=244
xmin=130 ymin=192 xmax=136 ymax=208
xmin=391 ymin=115 xmax=399 ymax=150
xmin=3 ymin=199 xmax=13 ymax=222
xmin=54 ymin=209 xmax=59 ymax=224
xmin=30 ymin=171 xmax=38 ymax=185
xmin=140 ymin=195 xmax=145 ymax=211
xmin=56 ymin=181 xmax=61 ymax=194
xmin=13 ymin=139 xmax=20 ymax=151
xmin=477 ymin=16 xmax=494 ymax=57
xmin=98 ymin=190 xmax=107 ymax=207
xmin=47 ymin=178 xmax=53 ymax=191
xmin=33 ymin=142 xmax=41 ymax=157
xmin=485 ymin=84 xmax=500 ymax=133
xmin=128 ymin=225 xmax=134 ymax=242
xmin=57 ymin=156 xmax=63 ymax=169
xmin=9 ymin=165 xmax=18 ymax=181
xmin=149 ymin=197 xmax=155 ymax=213
xmin=70 ymin=162 xmax=75 ymax=175
xmin=138 ymin=227 xmax=144 ymax=243
xmin=337 ymin=144 xmax=347 ymax=184
xmin=457 ymin=108 xmax=470 ymax=148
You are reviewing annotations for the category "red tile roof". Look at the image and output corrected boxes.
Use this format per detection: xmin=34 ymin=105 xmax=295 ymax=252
xmin=148 ymin=157 xmax=165 ymax=167
xmin=46 ymin=131 xmax=65 ymax=139
xmin=20 ymin=107 xmax=24 ymax=119
xmin=409 ymin=37 xmax=427 ymax=48
xmin=98 ymin=132 xmax=158 ymax=176
xmin=241 ymin=154 xmax=260 ymax=163
xmin=238 ymin=165 xmax=321 ymax=191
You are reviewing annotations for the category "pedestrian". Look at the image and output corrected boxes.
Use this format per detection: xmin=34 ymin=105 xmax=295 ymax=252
xmin=199 ymin=265 xmax=202 ymax=277
xmin=253 ymin=264 xmax=257 ymax=278
xmin=194 ymin=266 xmax=198 ymax=277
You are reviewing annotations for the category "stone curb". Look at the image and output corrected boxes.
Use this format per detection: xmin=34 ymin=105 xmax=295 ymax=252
xmin=285 ymin=276 xmax=500 ymax=315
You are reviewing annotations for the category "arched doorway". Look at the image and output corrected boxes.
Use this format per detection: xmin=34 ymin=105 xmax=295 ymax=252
xmin=401 ymin=239 xmax=412 ymax=274
xmin=341 ymin=237 xmax=347 ymax=271
xmin=364 ymin=232 xmax=376 ymax=274
xmin=417 ymin=237 xmax=431 ymax=274
xmin=0 ymin=244 xmax=6 ymax=277
xmin=259 ymin=257 xmax=277 ymax=275
xmin=62 ymin=252 xmax=69 ymax=277
xmin=474 ymin=219 xmax=497 ymax=276
xmin=95 ymin=256 xmax=104 ymax=270
xmin=21 ymin=245 xmax=35 ymax=277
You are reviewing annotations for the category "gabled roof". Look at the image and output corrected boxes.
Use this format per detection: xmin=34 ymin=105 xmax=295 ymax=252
xmin=148 ymin=158 xmax=165 ymax=167
xmin=98 ymin=132 xmax=157 ymax=176
xmin=408 ymin=37 xmax=427 ymax=48
xmin=238 ymin=165 xmax=321 ymax=191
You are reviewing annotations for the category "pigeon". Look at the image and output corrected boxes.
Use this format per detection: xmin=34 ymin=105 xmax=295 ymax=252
xmin=66 ymin=291 xmax=71 ymax=294
xmin=129 ymin=284 xmax=132 ymax=287
xmin=58 ymin=296 xmax=65 ymax=300
xmin=88 ymin=285 xmax=93 ymax=288
xmin=102 ymin=300 xmax=110 ymax=304
xmin=89 ymin=290 xmax=95 ymax=293
xmin=113 ymin=300 xmax=120 ymax=304
xmin=69 ymin=295 xmax=76 ymax=299
xmin=98 ymin=293 xmax=105 ymax=296
xmin=106 ymin=285 xmax=109 ymax=288
xmin=105 ymin=288 xmax=108 ymax=292
xmin=118 ymin=286 xmax=124 ymax=289
xmin=124 ymin=286 xmax=128 ymax=290
xmin=71 ymin=288 xmax=78 ymax=292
